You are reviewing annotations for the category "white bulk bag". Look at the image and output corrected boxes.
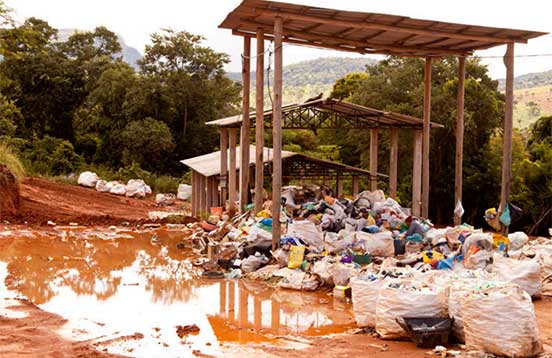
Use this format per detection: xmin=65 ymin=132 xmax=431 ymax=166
xmin=350 ymin=277 xmax=384 ymax=328
xmin=493 ymin=254 xmax=541 ymax=298
xmin=78 ymin=171 xmax=99 ymax=187
xmin=375 ymin=280 xmax=447 ymax=339
xmin=95 ymin=179 xmax=113 ymax=193
xmin=355 ymin=231 xmax=395 ymax=257
xmin=177 ymin=184 xmax=192 ymax=200
xmin=125 ymin=179 xmax=147 ymax=198
xmin=110 ymin=182 xmax=126 ymax=196
xmin=461 ymin=285 xmax=542 ymax=357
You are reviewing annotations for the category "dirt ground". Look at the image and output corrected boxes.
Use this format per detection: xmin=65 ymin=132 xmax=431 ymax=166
xmin=5 ymin=177 xmax=188 ymax=226
xmin=0 ymin=298 xmax=120 ymax=358
xmin=0 ymin=178 xmax=551 ymax=358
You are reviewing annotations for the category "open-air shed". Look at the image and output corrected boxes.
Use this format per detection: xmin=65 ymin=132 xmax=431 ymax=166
xmin=219 ymin=0 xmax=547 ymax=248
xmin=181 ymin=144 xmax=386 ymax=216
xmin=208 ymin=97 xmax=443 ymax=217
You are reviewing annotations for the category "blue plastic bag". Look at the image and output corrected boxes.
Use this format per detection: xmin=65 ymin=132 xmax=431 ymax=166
xmin=499 ymin=203 xmax=511 ymax=226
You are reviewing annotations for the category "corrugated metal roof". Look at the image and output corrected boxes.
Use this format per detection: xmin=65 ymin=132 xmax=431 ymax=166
xmin=180 ymin=145 xmax=385 ymax=178
xmin=221 ymin=0 xmax=547 ymax=56
xmin=180 ymin=145 xmax=295 ymax=177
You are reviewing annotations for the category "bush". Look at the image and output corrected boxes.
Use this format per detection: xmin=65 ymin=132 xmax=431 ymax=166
xmin=121 ymin=118 xmax=175 ymax=171
xmin=0 ymin=141 xmax=25 ymax=178
xmin=22 ymin=136 xmax=85 ymax=175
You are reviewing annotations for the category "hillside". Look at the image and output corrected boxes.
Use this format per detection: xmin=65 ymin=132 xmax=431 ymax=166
xmin=58 ymin=29 xmax=142 ymax=70
xmin=228 ymin=57 xmax=377 ymax=104
xmin=498 ymin=69 xmax=552 ymax=90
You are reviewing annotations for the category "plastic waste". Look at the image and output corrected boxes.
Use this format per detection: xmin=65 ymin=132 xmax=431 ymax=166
xmin=461 ymin=285 xmax=542 ymax=357
xmin=241 ymin=253 xmax=269 ymax=273
xmin=110 ymin=182 xmax=126 ymax=196
xmin=78 ymin=171 xmax=99 ymax=187
xmin=177 ymin=184 xmax=192 ymax=200
xmin=288 ymin=245 xmax=306 ymax=269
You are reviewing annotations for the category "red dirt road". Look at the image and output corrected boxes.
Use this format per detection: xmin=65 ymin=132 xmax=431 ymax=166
xmin=6 ymin=177 xmax=174 ymax=226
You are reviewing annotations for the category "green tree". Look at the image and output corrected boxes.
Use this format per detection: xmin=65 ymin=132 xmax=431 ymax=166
xmin=120 ymin=117 xmax=175 ymax=171
xmin=331 ymin=57 xmax=504 ymax=225
xmin=138 ymin=29 xmax=241 ymax=162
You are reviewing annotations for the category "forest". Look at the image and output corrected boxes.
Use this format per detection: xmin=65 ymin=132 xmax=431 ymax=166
xmin=0 ymin=4 xmax=550 ymax=234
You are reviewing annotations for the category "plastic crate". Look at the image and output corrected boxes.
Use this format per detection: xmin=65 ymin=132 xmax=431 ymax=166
xmin=396 ymin=316 xmax=453 ymax=348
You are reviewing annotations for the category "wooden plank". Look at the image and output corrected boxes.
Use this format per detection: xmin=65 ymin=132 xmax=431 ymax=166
xmin=412 ymin=130 xmax=423 ymax=217
xmin=454 ymin=57 xmax=466 ymax=225
xmin=500 ymin=43 xmax=514 ymax=232
xmin=255 ymin=30 xmax=265 ymax=212
xmin=271 ymin=16 xmax=283 ymax=251
xmin=240 ymin=36 xmax=251 ymax=213
xmin=422 ymin=57 xmax=432 ymax=218
xmin=235 ymin=19 xmax=467 ymax=56
xmin=370 ymin=128 xmax=378 ymax=191
xmin=255 ymin=9 xmax=528 ymax=45
xmin=352 ymin=175 xmax=359 ymax=197
xmin=228 ymin=127 xmax=237 ymax=216
xmin=220 ymin=128 xmax=228 ymax=206
xmin=232 ymin=30 xmax=421 ymax=57
xmin=389 ymin=128 xmax=398 ymax=199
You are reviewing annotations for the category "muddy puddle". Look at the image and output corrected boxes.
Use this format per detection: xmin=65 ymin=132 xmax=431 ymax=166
xmin=0 ymin=226 xmax=355 ymax=357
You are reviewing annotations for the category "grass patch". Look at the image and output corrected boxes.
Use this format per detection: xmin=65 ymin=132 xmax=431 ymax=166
xmin=0 ymin=142 xmax=25 ymax=179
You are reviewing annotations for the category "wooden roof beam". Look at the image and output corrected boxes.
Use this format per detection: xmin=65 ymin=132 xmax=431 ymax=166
xmin=254 ymin=9 xmax=530 ymax=44
xmin=236 ymin=19 xmax=470 ymax=55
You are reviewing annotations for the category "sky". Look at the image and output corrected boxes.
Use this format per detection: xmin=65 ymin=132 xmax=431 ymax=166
xmin=6 ymin=0 xmax=552 ymax=79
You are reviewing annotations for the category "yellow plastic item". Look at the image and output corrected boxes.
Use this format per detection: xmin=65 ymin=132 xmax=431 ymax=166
xmin=288 ymin=245 xmax=306 ymax=269
xmin=492 ymin=233 xmax=509 ymax=250
xmin=422 ymin=250 xmax=444 ymax=264
xmin=367 ymin=215 xmax=376 ymax=226
xmin=256 ymin=210 xmax=271 ymax=218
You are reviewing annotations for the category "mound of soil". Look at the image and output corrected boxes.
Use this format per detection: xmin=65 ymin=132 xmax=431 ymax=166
xmin=0 ymin=164 xmax=19 ymax=218
xmin=8 ymin=177 xmax=190 ymax=226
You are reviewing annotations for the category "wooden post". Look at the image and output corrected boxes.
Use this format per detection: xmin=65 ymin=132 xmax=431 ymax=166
xmin=271 ymin=16 xmax=283 ymax=251
xmin=352 ymin=175 xmax=359 ymax=197
xmin=255 ymin=30 xmax=265 ymax=212
xmin=500 ymin=43 xmax=515 ymax=232
xmin=228 ymin=127 xmax=237 ymax=216
xmin=370 ymin=128 xmax=378 ymax=191
xmin=422 ymin=57 xmax=432 ymax=218
xmin=454 ymin=57 xmax=466 ymax=225
xmin=412 ymin=130 xmax=423 ymax=216
xmin=191 ymin=171 xmax=197 ymax=216
xmin=336 ymin=173 xmax=343 ymax=198
xmin=220 ymin=128 xmax=228 ymax=206
xmin=206 ymin=176 xmax=213 ymax=211
xmin=240 ymin=37 xmax=251 ymax=213
xmin=389 ymin=128 xmax=398 ymax=199
xmin=199 ymin=174 xmax=206 ymax=214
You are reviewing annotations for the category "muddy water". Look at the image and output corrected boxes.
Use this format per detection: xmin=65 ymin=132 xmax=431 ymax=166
xmin=0 ymin=226 xmax=355 ymax=357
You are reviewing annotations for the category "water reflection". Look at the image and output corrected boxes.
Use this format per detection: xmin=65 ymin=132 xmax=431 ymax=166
xmin=0 ymin=227 xmax=355 ymax=356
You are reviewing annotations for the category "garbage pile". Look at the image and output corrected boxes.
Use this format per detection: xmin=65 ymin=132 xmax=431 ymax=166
xmin=182 ymin=185 xmax=551 ymax=358
xmin=78 ymin=171 xmax=152 ymax=198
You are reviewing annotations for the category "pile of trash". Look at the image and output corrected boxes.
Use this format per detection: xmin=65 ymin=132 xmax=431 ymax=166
xmin=78 ymin=171 xmax=152 ymax=198
xmin=182 ymin=185 xmax=551 ymax=357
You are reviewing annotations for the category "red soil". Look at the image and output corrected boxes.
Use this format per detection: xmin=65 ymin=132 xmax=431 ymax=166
xmin=5 ymin=177 xmax=183 ymax=226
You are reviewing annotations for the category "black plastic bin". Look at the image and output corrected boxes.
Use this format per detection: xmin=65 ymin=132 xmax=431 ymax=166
xmin=396 ymin=316 xmax=453 ymax=348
